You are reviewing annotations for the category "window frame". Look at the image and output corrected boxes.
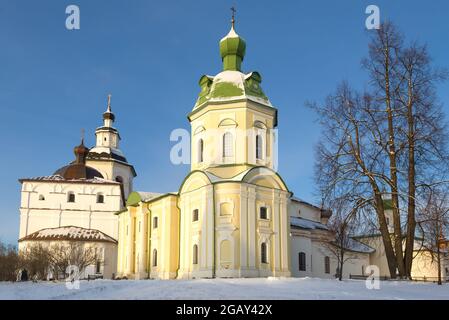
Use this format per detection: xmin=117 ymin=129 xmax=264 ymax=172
xmin=259 ymin=206 xmax=268 ymax=220
xmin=256 ymin=134 xmax=263 ymax=160
xmin=152 ymin=249 xmax=158 ymax=267
xmin=153 ymin=216 xmax=158 ymax=229
xmin=261 ymin=242 xmax=268 ymax=264
xmin=222 ymin=132 xmax=234 ymax=158
xmin=192 ymin=209 xmax=199 ymax=222
xmin=193 ymin=244 xmax=199 ymax=265
xmin=324 ymin=256 xmax=330 ymax=274
xmin=96 ymin=193 xmax=104 ymax=204
xmin=198 ymin=138 xmax=204 ymax=163
xmin=67 ymin=192 xmax=75 ymax=203
xmin=299 ymin=252 xmax=306 ymax=271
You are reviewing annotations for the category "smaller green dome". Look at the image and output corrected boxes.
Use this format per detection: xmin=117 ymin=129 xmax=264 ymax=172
xmin=219 ymin=26 xmax=246 ymax=71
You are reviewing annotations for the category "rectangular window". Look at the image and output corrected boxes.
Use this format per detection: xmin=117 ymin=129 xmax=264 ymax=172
xmin=256 ymin=134 xmax=263 ymax=160
xmin=325 ymin=256 xmax=330 ymax=274
xmin=260 ymin=207 xmax=268 ymax=220
xmin=223 ymin=133 xmax=233 ymax=158
xmin=193 ymin=209 xmax=199 ymax=222
xmin=299 ymin=252 xmax=306 ymax=271
xmin=153 ymin=217 xmax=158 ymax=229
xmin=67 ymin=193 xmax=75 ymax=203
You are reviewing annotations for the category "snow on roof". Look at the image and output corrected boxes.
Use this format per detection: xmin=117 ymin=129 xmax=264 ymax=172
xmin=194 ymin=70 xmax=273 ymax=109
xmin=19 ymin=226 xmax=117 ymax=243
xmin=204 ymin=169 xmax=251 ymax=183
xmin=290 ymin=216 xmax=329 ymax=231
xmin=135 ymin=192 xmax=164 ymax=202
xmin=291 ymin=196 xmax=320 ymax=209
xmin=19 ymin=175 xmax=119 ymax=184
xmin=220 ymin=26 xmax=240 ymax=41
xmin=88 ymin=146 xmax=125 ymax=158
xmin=344 ymin=238 xmax=376 ymax=254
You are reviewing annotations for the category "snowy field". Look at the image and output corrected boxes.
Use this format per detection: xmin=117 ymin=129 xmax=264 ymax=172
xmin=1 ymin=277 xmax=448 ymax=300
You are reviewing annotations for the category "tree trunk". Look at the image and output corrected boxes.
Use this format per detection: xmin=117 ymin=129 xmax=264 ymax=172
xmin=404 ymin=77 xmax=416 ymax=279
xmin=374 ymin=191 xmax=399 ymax=278
xmin=339 ymin=249 xmax=344 ymax=281
xmin=383 ymin=44 xmax=405 ymax=278
xmin=437 ymin=241 xmax=442 ymax=285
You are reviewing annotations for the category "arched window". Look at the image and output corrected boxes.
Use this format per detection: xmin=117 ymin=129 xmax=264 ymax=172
xmin=193 ymin=244 xmax=198 ymax=265
xmin=256 ymin=134 xmax=263 ymax=160
xmin=198 ymin=139 xmax=204 ymax=163
xmin=192 ymin=209 xmax=199 ymax=222
xmin=324 ymin=256 xmax=330 ymax=274
xmin=299 ymin=252 xmax=306 ymax=271
xmin=96 ymin=193 xmax=104 ymax=204
xmin=153 ymin=216 xmax=158 ymax=229
xmin=222 ymin=132 xmax=233 ymax=158
xmin=261 ymin=243 xmax=268 ymax=264
xmin=38 ymin=195 xmax=45 ymax=201
xmin=67 ymin=192 xmax=75 ymax=203
xmin=152 ymin=249 xmax=158 ymax=267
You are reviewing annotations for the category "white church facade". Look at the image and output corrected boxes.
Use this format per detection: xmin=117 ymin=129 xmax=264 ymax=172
xmin=18 ymin=97 xmax=135 ymax=279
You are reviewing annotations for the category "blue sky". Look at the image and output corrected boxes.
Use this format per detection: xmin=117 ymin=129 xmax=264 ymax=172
xmin=0 ymin=0 xmax=448 ymax=244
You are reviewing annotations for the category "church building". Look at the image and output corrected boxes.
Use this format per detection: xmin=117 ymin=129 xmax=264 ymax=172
xmin=115 ymin=20 xmax=373 ymax=280
xmin=18 ymin=97 xmax=136 ymax=279
xmin=19 ymin=17 xmax=447 ymax=283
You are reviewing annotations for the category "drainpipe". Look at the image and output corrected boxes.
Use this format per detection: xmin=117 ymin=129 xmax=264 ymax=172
xmin=212 ymin=183 xmax=216 ymax=278
xmin=146 ymin=202 xmax=152 ymax=279
xmin=175 ymin=197 xmax=181 ymax=279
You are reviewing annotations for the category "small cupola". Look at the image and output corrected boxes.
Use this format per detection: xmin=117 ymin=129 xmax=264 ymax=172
xmin=219 ymin=8 xmax=246 ymax=71
xmin=74 ymin=138 xmax=89 ymax=164
xmin=103 ymin=94 xmax=115 ymax=125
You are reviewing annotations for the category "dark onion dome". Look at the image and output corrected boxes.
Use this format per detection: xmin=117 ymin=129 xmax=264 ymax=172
xmin=53 ymin=139 xmax=104 ymax=180
xmin=103 ymin=110 xmax=115 ymax=122
xmin=54 ymin=164 xmax=104 ymax=180
xmin=103 ymin=94 xmax=115 ymax=122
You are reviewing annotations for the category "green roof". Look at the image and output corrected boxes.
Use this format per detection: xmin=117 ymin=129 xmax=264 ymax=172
xmin=194 ymin=71 xmax=271 ymax=109
xmin=192 ymin=25 xmax=272 ymax=110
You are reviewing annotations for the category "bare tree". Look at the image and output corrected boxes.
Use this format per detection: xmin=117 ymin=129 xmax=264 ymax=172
xmin=310 ymin=21 xmax=448 ymax=279
xmin=320 ymin=198 xmax=364 ymax=281
xmin=417 ymin=188 xmax=449 ymax=285
xmin=0 ymin=242 xmax=19 ymax=281
xmin=49 ymin=242 xmax=102 ymax=279
xmin=19 ymin=244 xmax=52 ymax=280
xmin=311 ymin=82 xmax=400 ymax=277
xmin=362 ymin=22 xmax=448 ymax=278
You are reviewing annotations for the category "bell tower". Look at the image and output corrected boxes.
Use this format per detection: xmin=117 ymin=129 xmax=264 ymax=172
xmin=86 ymin=95 xmax=137 ymax=202
xmin=187 ymin=15 xmax=278 ymax=177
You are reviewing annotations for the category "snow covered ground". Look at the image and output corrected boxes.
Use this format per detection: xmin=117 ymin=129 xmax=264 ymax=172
xmin=1 ymin=277 xmax=448 ymax=300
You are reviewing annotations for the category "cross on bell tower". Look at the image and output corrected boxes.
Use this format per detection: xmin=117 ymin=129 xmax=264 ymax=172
xmin=231 ymin=6 xmax=236 ymax=28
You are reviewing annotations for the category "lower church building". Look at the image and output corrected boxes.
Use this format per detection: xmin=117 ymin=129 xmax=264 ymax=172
xmin=18 ymin=98 xmax=136 ymax=279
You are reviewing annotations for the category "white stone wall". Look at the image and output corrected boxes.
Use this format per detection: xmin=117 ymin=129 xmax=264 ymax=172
xmin=19 ymin=181 xmax=122 ymax=240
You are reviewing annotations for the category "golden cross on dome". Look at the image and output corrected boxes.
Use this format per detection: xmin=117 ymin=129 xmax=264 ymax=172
xmin=231 ymin=6 xmax=236 ymax=28
xmin=81 ymin=128 xmax=85 ymax=143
